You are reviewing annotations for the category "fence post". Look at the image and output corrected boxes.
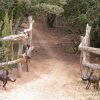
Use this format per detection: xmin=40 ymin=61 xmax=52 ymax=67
xmin=17 ymin=41 xmax=23 ymax=77
xmin=79 ymin=24 xmax=91 ymax=78
xmin=28 ymin=16 xmax=33 ymax=56
xmin=28 ymin=16 xmax=32 ymax=45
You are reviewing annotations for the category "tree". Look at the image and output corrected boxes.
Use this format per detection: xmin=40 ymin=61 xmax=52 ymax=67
xmin=0 ymin=0 xmax=16 ymax=20
xmin=0 ymin=0 xmax=67 ymax=28
xmin=64 ymin=0 xmax=100 ymax=47
xmin=31 ymin=0 xmax=67 ymax=28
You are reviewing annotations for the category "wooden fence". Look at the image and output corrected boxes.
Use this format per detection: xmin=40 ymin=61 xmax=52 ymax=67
xmin=0 ymin=16 xmax=34 ymax=77
xmin=79 ymin=24 xmax=100 ymax=78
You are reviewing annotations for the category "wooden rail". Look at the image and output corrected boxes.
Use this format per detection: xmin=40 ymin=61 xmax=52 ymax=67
xmin=78 ymin=24 xmax=100 ymax=78
xmin=0 ymin=16 xmax=34 ymax=77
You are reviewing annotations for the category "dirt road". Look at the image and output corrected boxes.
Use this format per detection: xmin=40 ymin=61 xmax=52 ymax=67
xmin=0 ymin=20 xmax=100 ymax=100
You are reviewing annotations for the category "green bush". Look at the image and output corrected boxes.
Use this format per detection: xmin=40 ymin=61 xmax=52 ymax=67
xmin=64 ymin=0 xmax=100 ymax=47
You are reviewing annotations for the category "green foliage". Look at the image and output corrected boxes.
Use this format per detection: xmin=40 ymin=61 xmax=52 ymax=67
xmin=1 ymin=11 xmax=12 ymax=61
xmin=0 ymin=0 xmax=16 ymax=20
xmin=1 ymin=11 xmax=11 ymax=48
xmin=33 ymin=3 xmax=64 ymax=16
xmin=64 ymin=0 xmax=100 ymax=47
xmin=2 ymin=12 xmax=10 ymax=36
xmin=13 ymin=0 xmax=31 ymax=19
xmin=0 ymin=0 xmax=67 ymax=20
xmin=31 ymin=0 xmax=67 ymax=5
xmin=31 ymin=0 xmax=67 ymax=16
xmin=0 ymin=0 xmax=31 ymax=20
xmin=0 ymin=50 xmax=5 ymax=63
xmin=64 ymin=0 xmax=90 ymax=25
xmin=0 ymin=0 xmax=15 ymax=11
xmin=0 ymin=0 xmax=99 ymax=47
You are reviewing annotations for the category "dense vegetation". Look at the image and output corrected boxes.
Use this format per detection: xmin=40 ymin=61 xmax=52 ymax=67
xmin=0 ymin=0 xmax=99 ymax=47
xmin=64 ymin=0 xmax=100 ymax=47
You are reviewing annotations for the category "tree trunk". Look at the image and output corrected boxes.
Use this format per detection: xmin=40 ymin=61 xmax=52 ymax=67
xmin=47 ymin=13 xmax=56 ymax=28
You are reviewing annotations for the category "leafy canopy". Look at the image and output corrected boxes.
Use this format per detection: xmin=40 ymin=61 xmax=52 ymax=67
xmin=31 ymin=0 xmax=67 ymax=16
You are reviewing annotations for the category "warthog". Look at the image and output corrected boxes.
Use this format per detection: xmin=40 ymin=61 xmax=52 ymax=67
xmin=0 ymin=70 xmax=16 ymax=89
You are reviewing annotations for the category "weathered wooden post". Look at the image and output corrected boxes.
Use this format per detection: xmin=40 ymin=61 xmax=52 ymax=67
xmin=4 ymin=48 xmax=9 ymax=70
xmin=28 ymin=16 xmax=33 ymax=47
xmin=10 ymin=20 xmax=13 ymax=34
xmin=10 ymin=20 xmax=14 ymax=61
xmin=17 ymin=40 xmax=23 ymax=77
xmin=79 ymin=24 xmax=91 ymax=79
xmin=21 ymin=16 xmax=34 ymax=71
xmin=79 ymin=25 xmax=100 ymax=70
xmin=24 ymin=16 xmax=34 ymax=72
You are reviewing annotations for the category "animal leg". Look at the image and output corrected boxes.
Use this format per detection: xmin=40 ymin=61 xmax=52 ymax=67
xmin=86 ymin=82 xmax=91 ymax=89
xmin=3 ymin=80 xmax=7 ymax=90
xmin=96 ymin=82 xmax=99 ymax=90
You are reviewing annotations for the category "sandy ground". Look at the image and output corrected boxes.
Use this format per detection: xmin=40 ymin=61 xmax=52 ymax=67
xmin=0 ymin=20 xmax=100 ymax=100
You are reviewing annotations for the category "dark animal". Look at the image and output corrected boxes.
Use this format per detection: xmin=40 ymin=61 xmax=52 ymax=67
xmin=82 ymin=72 xmax=100 ymax=90
xmin=0 ymin=70 xmax=16 ymax=89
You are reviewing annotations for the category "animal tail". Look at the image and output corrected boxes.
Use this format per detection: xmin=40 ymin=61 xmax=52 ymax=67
xmin=9 ymin=79 xmax=16 ymax=82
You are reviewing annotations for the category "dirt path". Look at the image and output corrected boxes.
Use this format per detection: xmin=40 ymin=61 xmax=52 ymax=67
xmin=0 ymin=21 xmax=100 ymax=100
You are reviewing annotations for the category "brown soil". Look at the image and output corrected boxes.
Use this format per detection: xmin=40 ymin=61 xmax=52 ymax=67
xmin=0 ymin=20 xmax=100 ymax=100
